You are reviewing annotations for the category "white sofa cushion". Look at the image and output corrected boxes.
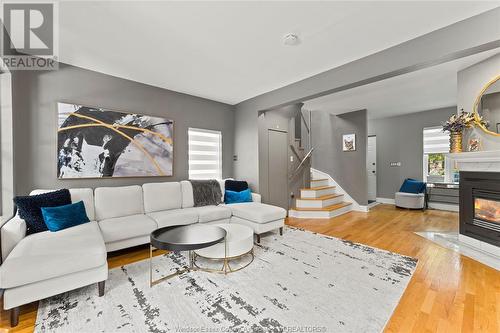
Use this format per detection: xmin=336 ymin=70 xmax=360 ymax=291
xmin=0 ymin=221 xmax=106 ymax=289
xmin=95 ymin=185 xmax=144 ymax=220
xmin=147 ymin=208 xmax=198 ymax=228
xmin=228 ymin=202 xmax=286 ymax=224
xmin=180 ymin=181 xmax=194 ymax=208
xmin=1 ymin=215 xmax=26 ymax=262
xmin=30 ymin=188 xmax=95 ymax=221
xmin=194 ymin=205 xmax=232 ymax=223
xmin=143 ymin=182 xmax=182 ymax=213
xmin=251 ymin=193 xmax=262 ymax=203
xmin=98 ymin=214 xmax=157 ymax=243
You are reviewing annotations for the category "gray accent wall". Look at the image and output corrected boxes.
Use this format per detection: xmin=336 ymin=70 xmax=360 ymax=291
xmin=233 ymin=8 xmax=500 ymax=192
xmin=368 ymin=107 xmax=455 ymax=199
xmin=311 ymin=110 xmax=368 ymax=205
xmin=10 ymin=63 xmax=234 ymax=195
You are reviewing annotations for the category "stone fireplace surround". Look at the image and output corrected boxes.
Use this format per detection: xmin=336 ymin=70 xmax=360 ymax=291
xmin=459 ymin=171 xmax=500 ymax=248
xmin=449 ymin=151 xmax=500 ymax=257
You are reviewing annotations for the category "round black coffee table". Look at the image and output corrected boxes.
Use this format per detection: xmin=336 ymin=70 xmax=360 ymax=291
xmin=149 ymin=224 xmax=226 ymax=286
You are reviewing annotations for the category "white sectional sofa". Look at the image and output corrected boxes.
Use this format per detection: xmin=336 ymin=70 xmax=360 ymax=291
xmin=0 ymin=180 xmax=286 ymax=327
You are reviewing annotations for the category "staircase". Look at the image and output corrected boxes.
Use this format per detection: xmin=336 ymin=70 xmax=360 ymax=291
xmin=289 ymin=178 xmax=353 ymax=218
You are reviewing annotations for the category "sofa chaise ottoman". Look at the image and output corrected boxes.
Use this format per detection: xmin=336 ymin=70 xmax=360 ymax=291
xmin=228 ymin=198 xmax=287 ymax=243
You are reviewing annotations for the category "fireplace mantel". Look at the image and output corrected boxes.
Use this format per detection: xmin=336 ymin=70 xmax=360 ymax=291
xmin=448 ymin=150 xmax=500 ymax=172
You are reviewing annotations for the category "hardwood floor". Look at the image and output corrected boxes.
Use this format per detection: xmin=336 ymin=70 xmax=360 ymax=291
xmin=287 ymin=204 xmax=500 ymax=333
xmin=1 ymin=204 xmax=499 ymax=332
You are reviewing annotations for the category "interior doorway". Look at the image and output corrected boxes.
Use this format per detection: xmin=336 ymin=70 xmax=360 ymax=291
xmin=267 ymin=129 xmax=289 ymax=210
xmin=367 ymin=135 xmax=377 ymax=203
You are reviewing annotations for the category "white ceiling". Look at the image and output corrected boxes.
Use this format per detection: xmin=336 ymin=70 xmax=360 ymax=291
xmin=56 ymin=1 xmax=500 ymax=104
xmin=304 ymin=49 xmax=500 ymax=119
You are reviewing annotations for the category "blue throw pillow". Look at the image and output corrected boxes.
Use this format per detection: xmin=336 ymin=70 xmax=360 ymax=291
xmin=225 ymin=189 xmax=252 ymax=204
xmin=399 ymin=179 xmax=426 ymax=194
xmin=41 ymin=201 xmax=90 ymax=232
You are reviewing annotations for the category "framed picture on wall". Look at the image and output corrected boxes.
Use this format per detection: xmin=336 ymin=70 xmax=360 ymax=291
xmin=57 ymin=102 xmax=174 ymax=178
xmin=342 ymin=134 xmax=356 ymax=151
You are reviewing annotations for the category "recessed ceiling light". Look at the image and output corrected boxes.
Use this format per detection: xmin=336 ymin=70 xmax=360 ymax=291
xmin=283 ymin=33 xmax=300 ymax=46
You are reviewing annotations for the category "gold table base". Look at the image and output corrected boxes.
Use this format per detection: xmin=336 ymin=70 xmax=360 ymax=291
xmin=149 ymin=237 xmax=254 ymax=287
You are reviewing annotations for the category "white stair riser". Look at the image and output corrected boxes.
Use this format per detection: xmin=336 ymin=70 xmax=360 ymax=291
xmin=289 ymin=205 xmax=352 ymax=219
xmin=310 ymin=179 xmax=329 ymax=188
xmin=301 ymin=187 xmax=335 ymax=198
xmin=296 ymin=195 xmax=343 ymax=208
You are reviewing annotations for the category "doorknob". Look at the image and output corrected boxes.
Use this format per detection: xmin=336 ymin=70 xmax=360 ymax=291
xmin=372 ymin=171 xmax=376 ymax=174
xmin=372 ymin=163 xmax=375 ymax=166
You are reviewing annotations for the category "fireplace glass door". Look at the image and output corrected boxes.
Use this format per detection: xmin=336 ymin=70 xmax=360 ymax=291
xmin=474 ymin=197 xmax=500 ymax=225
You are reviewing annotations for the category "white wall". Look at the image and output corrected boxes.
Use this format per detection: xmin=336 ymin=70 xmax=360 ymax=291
xmin=458 ymin=53 xmax=500 ymax=151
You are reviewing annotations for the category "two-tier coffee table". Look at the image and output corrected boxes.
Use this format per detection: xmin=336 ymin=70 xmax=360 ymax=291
xmin=149 ymin=224 xmax=226 ymax=287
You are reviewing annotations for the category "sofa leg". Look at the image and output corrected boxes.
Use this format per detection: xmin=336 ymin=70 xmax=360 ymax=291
xmin=279 ymin=227 xmax=283 ymax=236
xmin=256 ymin=234 xmax=261 ymax=243
xmin=98 ymin=281 xmax=105 ymax=297
xmin=10 ymin=307 xmax=19 ymax=327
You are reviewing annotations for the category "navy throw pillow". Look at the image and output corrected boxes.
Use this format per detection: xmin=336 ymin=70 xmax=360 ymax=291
xmin=399 ymin=179 xmax=426 ymax=194
xmin=225 ymin=189 xmax=252 ymax=204
xmin=225 ymin=180 xmax=248 ymax=192
xmin=41 ymin=201 xmax=90 ymax=232
xmin=14 ymin=189 xmax=72 ymax=235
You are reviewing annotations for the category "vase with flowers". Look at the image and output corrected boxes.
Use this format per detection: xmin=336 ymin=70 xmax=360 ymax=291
xmin=442 ymin=112 xmax=477 ymax=153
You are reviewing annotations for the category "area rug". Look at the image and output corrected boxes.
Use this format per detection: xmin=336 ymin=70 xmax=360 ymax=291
xmin=35 ymin=227 xmax=417 ymax=332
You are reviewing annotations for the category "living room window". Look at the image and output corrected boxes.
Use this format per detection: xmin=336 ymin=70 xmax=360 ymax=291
xmin=423 ymin=126 xmax=458 ymax=183
xmin=188 ymin=128 xmax=222 ymax=180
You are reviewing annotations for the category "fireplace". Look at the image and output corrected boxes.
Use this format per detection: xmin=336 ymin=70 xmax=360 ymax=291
xmin=460 ymin=172 xmax=500 ymax=246
xmin=474 ymin=194 xmax=500 ymax=227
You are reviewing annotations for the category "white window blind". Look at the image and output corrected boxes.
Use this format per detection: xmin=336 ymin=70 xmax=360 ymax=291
xmin=423 ymin=126 xmax=449 ymax=154
xmin=188 ymin=128 xmax=222 ymax=180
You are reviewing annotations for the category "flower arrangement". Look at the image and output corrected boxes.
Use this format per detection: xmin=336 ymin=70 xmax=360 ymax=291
xmin=442 ymin=112 xmax=488 ymax=132
xmin=442 ymin=112 xmax=476 ymax=133
xmin=442 ymin=112 xmax=488 ymax=153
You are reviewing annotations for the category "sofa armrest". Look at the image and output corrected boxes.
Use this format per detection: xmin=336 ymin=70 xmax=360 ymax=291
xmin=1 ymin=215 xmax=26 ymax=263
xmin=251 ymin=192 xmax=261 ymax=203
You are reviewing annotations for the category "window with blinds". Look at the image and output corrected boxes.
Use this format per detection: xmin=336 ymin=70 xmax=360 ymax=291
xmin=423 ymin=127 xmax=450 ymax=154
xmin=188 ymin=128 xmax=222 ymax=180
xmin=423 ymin=126 xmax=452 ymax=183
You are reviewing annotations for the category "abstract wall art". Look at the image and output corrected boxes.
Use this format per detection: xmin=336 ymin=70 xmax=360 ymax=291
xmin=57 ymin=102 xmax=173 ymax=178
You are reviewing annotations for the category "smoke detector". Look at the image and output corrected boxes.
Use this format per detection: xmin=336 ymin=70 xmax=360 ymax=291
xmin=283 ymin=33 xmax=300 ymax=46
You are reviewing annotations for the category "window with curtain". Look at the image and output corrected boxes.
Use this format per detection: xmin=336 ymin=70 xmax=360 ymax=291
xmin=423 ymin=126 xmax=457 ymax=183
xmin=188 ymin=128 xmax=222 ymax=180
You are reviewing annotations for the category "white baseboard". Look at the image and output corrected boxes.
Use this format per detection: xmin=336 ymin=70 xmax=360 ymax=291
xmin=376 ymin=197 xmax=395 ymax=205
xmin=428 ymin=202 xmax=459 ymax=212
xmin=357 ymin=205 xmax=369 ymax=212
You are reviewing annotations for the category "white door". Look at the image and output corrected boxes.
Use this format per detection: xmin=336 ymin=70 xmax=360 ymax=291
xmin=367 ymin=136 xmax=377 ymax=202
